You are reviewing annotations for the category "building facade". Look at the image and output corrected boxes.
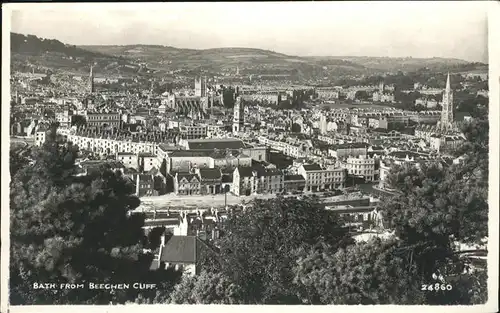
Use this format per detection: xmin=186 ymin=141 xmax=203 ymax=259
xmin=233 ymin=96 xmax=244 ymax=134
xmin=86 ymin=111 xmax=121 ymax=129
xmin=345 ymin=155 xmax=376 ymax=182
xmin=298 ymin=164 xmax=346 ymax=192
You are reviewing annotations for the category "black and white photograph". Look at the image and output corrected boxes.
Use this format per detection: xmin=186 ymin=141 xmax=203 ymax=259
xmin=1 ymin=1 xmax=498 ymax=312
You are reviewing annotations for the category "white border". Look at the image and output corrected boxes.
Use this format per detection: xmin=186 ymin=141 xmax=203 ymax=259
xmin=1 ymin=2 xmax=499 ymax=313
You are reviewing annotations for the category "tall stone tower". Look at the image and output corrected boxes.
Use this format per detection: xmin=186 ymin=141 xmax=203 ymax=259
xmin=195 ymin=76 xmax=207 ymax=97
xmin=441 ymin=73 xmax=454 ymax=128
xmin=233 ymin=96 xmax=244 ymax=135
xmin=89 ymin=64 xmax=94 ymax=93
xmin=319 ymin=113 xmax=327 ymax=135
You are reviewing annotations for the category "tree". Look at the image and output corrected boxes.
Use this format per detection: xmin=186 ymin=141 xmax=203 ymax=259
xmin=207 ymin=197 xmax=352 ymax=304
xmin=169 ymin=272 xmax=244 ymax=304
xmin=380 ymin=108 xmax=488 ymax=304
xmin=160 ymin=158 xmax=167 ymax=177
xmin=10 ymin=147 xmax=30 ymax=178
xmin=292 ymin=238 xmax=425 ymax=304
xmin=9 ymin=127 xmax=173 ymax=304
xmin=153 ymin=176 xmax=164 ymax=194
xmin=146 ymin=227 xmax=166 ymax=250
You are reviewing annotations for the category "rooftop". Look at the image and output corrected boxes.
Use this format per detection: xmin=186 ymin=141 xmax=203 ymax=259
xmin=198 ymin=168 xmax=222 ymax=180
xmin=302 ymin=164 xmax=322 ymax=171
xmin=169 ymin=150 xmax=211 ymax=158
xmin=187 ymin=138 xmax=247 ymax=150
xmin=284 ymin=174 xmax=306 ymax=181
xmin=159 ymin=235 xmax=207 ymax=264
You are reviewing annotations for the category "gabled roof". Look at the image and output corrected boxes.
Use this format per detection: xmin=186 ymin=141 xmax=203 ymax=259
xmin=177 ymin=173 xmax=200 ymax=183
xmin=198 ymin=168 xmax=222 ymax=180
xmin=147 ymin=167 xmax=160 ymax=176
xmin=235 ymin=166 xmax=255 ymax=178
xmin=302 ymin=164 xmax=322 ymax=171
xmin=160 ymin=235 xmax=208 ymax=264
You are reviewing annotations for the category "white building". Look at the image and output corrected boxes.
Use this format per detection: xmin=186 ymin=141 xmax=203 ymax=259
xmin=68 ymin=134 xmax=157 ymax=156
xmin=345 ymin=155 xmax=376 ymax=182
xmin=35 ymin=130 xmax=48 ymax=146
xmin=298 ymin=164 xmax=346 ymax=192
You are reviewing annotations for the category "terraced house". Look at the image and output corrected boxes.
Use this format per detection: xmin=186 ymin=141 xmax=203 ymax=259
xmin=298 ymin=163 xmax=346 ymax=192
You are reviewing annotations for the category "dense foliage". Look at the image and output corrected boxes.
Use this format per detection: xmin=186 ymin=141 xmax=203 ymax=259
xmin=381 ymin=107 xmax=489 ymax=304
xmin=162 ymin=197 xmax=352 ymax=304
xmin=292 ymin=238 xmax=425 ymax=304
xmin=9 ymin=127 xmax=180 ymax=304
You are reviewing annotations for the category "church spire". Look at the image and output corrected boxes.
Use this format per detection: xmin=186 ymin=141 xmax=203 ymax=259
xmin=89 ymin=64 xmax=94 ymax=93
xmin=440 ymin=72 xmax=454 ymax=129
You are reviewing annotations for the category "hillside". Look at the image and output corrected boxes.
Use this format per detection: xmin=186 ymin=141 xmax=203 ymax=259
xmin=306 ymin=56 xmax=487 ymax=73
xmin=10 ymin=33 xmax=140 ymax=77
xmin=11 ymin=32 xmax=486 ymax=79
xmin=80 ymin=44 xmax=371 ymax=77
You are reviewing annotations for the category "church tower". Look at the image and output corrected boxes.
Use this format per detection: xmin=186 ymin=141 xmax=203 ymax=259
xmin=233 ymin=96 xmax=244 ymax=135
xmin=440 ymin=73 xmax=454 ymax=129
xmin=195 ymin=76 xmax=207 ymax=97
xmin=89 ymin=64 xmax=94 ymax=93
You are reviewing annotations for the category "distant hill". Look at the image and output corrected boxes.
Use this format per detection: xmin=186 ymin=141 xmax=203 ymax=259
xmin=306 ymin=56 xmax=487 ymax=73
xmin=10 ymin=33 xmax=140 ymax=76
xmin=11 ymin=32 xmax=487 ymax=79
xmin=80 ymin=44 xmax=371 ymax=77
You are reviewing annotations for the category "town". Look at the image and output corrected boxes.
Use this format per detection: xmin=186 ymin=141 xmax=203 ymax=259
xmin=7 ymin=3 xmax=491 ymax=306
xmin=11 ymin=59 xmax=488 ymax=269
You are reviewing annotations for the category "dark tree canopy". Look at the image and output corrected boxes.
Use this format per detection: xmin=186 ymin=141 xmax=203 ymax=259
xmin=292 ymin=238 xmax=425 ymax=304
xmin=9 ymin=128 xmax=180 ymax=304
xmin=379 ymin=107 xmax=488 ymax=304
xmin=197 ymin=197 xmax=352 ymax=304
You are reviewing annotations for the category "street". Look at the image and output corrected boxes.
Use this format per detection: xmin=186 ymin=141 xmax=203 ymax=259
xmin=138 ymin=192 xmax=278 ymax=210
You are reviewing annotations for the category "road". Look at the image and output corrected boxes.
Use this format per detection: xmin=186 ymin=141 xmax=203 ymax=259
xmin=136 ymin=189 xmax=374 ymax=211
xmin=138 ymin=193 xmax=278 ymax=210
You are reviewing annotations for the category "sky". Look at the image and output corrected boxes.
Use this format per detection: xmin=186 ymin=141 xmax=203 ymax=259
xmin=8 ymin=1 xmax=489 ymax=62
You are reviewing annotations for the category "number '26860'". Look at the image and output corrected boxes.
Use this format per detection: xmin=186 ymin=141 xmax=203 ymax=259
xmin=421 ymin=283 xmax=453 ymax=291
